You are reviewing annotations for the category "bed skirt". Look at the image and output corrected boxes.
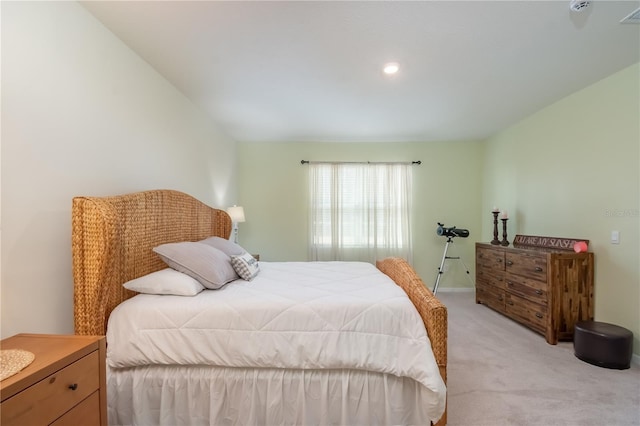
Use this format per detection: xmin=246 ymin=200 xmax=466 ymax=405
xmin=108 ymin=365 xmax=435 ymax=425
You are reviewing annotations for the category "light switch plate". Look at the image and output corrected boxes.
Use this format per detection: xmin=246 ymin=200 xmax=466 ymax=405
xmin=611 ymin=230 xmax=620 ymax=244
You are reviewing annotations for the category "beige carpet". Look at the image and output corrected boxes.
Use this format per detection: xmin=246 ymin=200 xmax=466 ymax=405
xmin=437 ymin=291 xmax=640 ymax=426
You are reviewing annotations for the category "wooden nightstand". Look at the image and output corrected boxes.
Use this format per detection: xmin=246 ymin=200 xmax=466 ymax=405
xmin=0 ymin=334 xmax=107 ymax=426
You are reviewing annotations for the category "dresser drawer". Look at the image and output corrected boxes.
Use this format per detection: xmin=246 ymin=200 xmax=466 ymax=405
xmin=477 ymin=246 xmax=505 ymax=270
xmin=476 ymin=281 xmax=505 ymax=311
xmin=505 ymin=252 xmax=547 ymax=281
xmin=1 ymin=351 xmax=99 ymax=425
xmin=477 ymin=266 xmax=506 ymax=290
xmin=505 ymin=273 xmax=548 ymax=305
xmin=505 ymin=293 xmax=547 ymax=333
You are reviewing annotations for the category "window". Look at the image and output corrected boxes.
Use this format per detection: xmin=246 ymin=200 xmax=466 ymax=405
xmin=308 ymin=163 xmax=412 ymax=263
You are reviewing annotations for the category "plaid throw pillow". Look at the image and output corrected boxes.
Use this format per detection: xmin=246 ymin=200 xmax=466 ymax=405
xmin=230 ymin=252 xmax=260 ymax=281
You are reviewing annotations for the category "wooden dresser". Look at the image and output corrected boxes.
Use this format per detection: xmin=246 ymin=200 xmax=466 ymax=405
xmin=0 ymin=334 xmax=107 ymax=426
xmin=475 ymin=238 xmax=594 ymax=344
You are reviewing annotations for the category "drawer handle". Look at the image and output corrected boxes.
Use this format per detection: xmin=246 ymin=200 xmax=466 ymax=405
xmin=507 ymin=300 xmax=514 ymax=305
xmin=535 ymin=312 xmax=543 ymax=319
xmin=497 ymin=258 xmax=503 ymax=263
xmin=498 ymin=296 xmax=503 ymax=301
xmin=507 ymin=281 xmax=513 ymax=286
xmin=68 ymin=383 xmax=78 ymax=391
xmin=506 ymin=260 xmax=513 ymax=266
xmin=535 ymin=289 xmax=543 ymax=295
xmin=534 ymin=267 xmax=543 ymax=272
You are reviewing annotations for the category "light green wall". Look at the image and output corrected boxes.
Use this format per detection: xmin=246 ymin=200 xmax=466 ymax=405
xmin=482 ymin=63 xmax=640 ymax=355
xmin=237 ymin=64 xmax=639 ymax=357
xmin=237 ymin=141 xmax=483 ymax=288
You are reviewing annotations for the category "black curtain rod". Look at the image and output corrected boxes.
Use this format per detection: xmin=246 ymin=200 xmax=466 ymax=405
xmin=301 ymin=160 xmax=421 ymax=165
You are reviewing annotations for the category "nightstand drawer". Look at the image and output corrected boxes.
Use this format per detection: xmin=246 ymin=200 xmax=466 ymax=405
xmin=1 ymin=351 xmax=99 ymax=425
xmin=51 ymin=390 xmax=101 ymax=426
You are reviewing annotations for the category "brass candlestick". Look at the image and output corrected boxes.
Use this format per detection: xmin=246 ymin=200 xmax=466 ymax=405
xmin=501 ymin=218 xmax=509 ymax=246
xmin=491 ymin=211 xmax=500 ymax=245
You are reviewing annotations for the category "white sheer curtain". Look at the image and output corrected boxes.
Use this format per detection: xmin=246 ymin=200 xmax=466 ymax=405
xmin=309 ymin=163 xmax=412 ymax=263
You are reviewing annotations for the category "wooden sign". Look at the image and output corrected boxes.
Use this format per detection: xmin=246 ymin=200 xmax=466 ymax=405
xmin=513 ymin=234 xmax=589 ymax=251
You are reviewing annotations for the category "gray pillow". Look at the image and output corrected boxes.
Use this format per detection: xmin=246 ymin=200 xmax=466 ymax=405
xmin=153 ymin=242 xmax=238 ymax=289
xmin=199 ymin=236 xmax=246 ymax=256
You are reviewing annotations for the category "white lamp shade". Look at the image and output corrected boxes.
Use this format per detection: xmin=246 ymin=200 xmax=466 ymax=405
xmin=227 ymin=205 xmax=246 ymax=223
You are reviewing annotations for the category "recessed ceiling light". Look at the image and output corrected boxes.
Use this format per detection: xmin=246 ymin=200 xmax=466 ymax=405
xmin=383 ymin=62 xmax=400 ymax=75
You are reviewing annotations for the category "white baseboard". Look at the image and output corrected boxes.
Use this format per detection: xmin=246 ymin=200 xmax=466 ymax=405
xmin=632 ymin=353 xmax=640 ymax=367
xmin=435 ymin=287 xmax=475 ymax=293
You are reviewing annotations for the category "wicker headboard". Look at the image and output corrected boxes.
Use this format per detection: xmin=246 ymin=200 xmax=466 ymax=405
xmin=72 ymin=189 xmax=232 ymax=335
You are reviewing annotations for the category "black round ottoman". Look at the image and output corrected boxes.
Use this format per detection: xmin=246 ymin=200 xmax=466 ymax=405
xmin=574 ymin=321 xmax=633 ymax=370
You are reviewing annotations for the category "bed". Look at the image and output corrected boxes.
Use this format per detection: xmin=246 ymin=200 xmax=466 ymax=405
xmin=72 ymin=189 xmax=447 ymax=425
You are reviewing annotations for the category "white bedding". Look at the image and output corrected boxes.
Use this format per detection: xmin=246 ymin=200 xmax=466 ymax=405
xmin=108 ymin=365 xmax=437 ymax=426
xmin=107 ymin=261 xmax=446 ymax=423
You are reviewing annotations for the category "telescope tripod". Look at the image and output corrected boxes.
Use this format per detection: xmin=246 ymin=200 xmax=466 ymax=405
xmin=433 ymin=236 xmax=473 ymax=295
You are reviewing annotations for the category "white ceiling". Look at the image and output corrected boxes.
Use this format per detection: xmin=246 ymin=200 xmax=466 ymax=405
xmin=82 ymin=1 xmax=640 ymax=143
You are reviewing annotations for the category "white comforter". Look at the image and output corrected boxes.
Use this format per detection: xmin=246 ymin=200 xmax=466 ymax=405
xmin=107 ymin=261 xmax=445 ymax=419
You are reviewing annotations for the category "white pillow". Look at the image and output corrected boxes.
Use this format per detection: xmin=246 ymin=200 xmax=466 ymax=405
xmin=199 ymin=236 xmax=246 ymax=256
xmin=230 ymin=252 xmax=260 ymax=281
xmin=153 ymin=241 xmax=239 ymax=289
xmin=123 ymin=268 xmax=205 ymax=296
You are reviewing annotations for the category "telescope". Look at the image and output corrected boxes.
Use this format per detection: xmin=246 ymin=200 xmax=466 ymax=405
xmin=436 ymin=222 xmax=469 ymax=238
xmin=433 ymin=222 xmax=473 ymax=295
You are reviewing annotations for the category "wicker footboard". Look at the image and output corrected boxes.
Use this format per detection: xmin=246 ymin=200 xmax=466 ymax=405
xmin=377 ymin=257 xmax=447 ymax=426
